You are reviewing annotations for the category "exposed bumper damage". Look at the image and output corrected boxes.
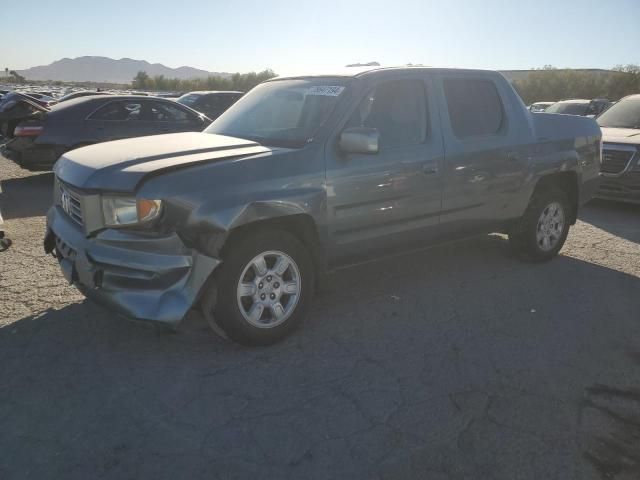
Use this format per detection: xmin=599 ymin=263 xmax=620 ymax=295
xmin=45 ymin=206 xmax=220 ymax=325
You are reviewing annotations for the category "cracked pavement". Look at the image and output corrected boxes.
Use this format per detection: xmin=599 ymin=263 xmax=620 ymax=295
xmin=1 ymin=153 xmax=639 ymax=479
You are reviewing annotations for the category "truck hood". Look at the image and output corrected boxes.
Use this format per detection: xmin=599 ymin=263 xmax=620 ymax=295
xmin=54 ymin=132 xmax=273 ymax=192
xmin=600 ymin=127 xmax=640 ymax=145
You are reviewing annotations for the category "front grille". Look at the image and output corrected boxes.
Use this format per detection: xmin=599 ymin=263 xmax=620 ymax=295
xmin=58 ymin=181 xmax=84 ymax=226
xmin=601 ymin=148 xmax=634 ymax=174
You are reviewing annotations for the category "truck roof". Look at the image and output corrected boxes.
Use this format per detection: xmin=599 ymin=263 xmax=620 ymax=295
xmin=270 ymin=66 xmax=502 ymax=81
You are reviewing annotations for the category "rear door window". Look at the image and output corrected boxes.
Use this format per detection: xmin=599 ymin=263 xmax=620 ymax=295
xmin=146 ymin=101 xmax=192 ymax=122
xmin=89 ymin=101 xmax=143 ymax=121
xmin=443 ymin=78 xmax=504 ymax=138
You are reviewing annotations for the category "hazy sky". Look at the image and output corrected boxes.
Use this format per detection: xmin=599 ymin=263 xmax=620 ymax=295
xmin=2 ymin=0 xmax=638 ymax=74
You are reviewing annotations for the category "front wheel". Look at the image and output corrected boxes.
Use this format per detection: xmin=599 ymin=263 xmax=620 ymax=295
xmin=202 ymin=229 xmax=315 ymax=346
xmin=509 ymin=186 xmax=571 ymax=262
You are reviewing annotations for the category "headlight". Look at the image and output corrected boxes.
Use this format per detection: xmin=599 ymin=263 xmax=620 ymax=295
xmin=102 ymin=196 xmax=162 ymax=226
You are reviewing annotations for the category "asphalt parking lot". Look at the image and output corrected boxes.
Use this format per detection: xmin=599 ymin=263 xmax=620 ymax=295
xmin=1 ymin=153 xmax=639 ymax=480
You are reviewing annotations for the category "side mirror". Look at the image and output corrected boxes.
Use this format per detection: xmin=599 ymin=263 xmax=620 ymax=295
xmin=339 ymin=127 xmax=379 ymax=154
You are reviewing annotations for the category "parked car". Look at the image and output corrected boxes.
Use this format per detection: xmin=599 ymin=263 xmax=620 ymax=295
xmin=1 ymin=91 xmax=55 ymax=109
xmin=545 ymin=98 xmax=612 ymax=117
xmin=3 ymin=95 xmax=212 ymax=170
xmin=176 ymin=91 xmax=243 ymax=120
xmin=595 ymin=94 xmax=640 ymax=204
xmin=529 ymin=101 xmax=554 ymax=112
xmin=24 ymin=92 xmax=58 ymax=106
xmin=0 ymin=92 xmax=48 ymax=139
xmin=44 ymin=67 xmax=601 ymax=346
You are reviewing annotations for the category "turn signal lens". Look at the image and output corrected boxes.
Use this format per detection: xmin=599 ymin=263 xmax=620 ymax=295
xmin=137 ymin=199 xmax=162 ymax=222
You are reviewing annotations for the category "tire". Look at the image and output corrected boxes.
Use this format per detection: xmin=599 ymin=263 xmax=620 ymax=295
xmin=202 ymin=228 xmax=315 ymax=346
xmin=509 ymin=186 xmax=571 ymax=262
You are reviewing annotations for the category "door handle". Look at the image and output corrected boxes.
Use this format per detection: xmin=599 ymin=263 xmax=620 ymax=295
xmin=507 ymin=152 xmax=520 ymax=162
xmin=423 ymin=165 xmax=438 ymax=175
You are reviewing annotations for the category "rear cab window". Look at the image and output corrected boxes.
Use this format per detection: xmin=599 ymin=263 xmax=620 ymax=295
xmin=443 ymin=77 xmax=504 ymax=138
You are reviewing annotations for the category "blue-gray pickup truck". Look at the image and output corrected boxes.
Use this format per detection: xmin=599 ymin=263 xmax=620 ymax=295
xmin=44 ymin=67 xmax=602 ymax=345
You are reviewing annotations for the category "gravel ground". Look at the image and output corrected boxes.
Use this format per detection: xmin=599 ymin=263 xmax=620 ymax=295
xmin=1 ymin=153 xmax=639 ymax=480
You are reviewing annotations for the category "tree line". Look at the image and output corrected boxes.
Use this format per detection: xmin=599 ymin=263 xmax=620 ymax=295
xmin=131 ymin=65 xmax=640 ymax=103
xmin=131 ymin=69 xmax=277 ymax=92
xmin=513 ymin=65 xmax=640 ymax=105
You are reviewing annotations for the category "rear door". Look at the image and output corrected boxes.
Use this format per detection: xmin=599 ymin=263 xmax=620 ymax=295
xmin=435 ymin=73 xmax=527 ymax=235
xmin=325 ymin=75 xmax=445 ymax=264
xmin=86 ymin=100 xmax=147 ymax=142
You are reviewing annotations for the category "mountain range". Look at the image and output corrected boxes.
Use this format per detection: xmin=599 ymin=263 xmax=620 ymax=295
xmin=16 ymin=56 xmax=230 ymax=84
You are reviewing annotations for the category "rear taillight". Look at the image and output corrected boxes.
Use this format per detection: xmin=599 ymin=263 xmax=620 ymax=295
xmin=14 ymin=125 xmax=43 ymax=137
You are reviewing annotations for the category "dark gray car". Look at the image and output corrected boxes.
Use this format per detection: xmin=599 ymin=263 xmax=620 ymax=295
xmin=44 ymin=67 xmax=602 ymax=345
xmin=3 ymin=95 xmax=211 ymax=170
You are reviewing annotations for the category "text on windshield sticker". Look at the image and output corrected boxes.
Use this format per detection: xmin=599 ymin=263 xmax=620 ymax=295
xmin=307 ymin=86 xmax=345 ymax=96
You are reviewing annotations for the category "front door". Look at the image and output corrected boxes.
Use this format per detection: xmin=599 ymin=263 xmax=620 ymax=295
xmin=325 ymin=76 xmax=445 ymax=265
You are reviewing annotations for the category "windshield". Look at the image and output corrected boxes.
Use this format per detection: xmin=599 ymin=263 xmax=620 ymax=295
xmin=177 ymin=93 xmax=201 ymax=107
xmin=545 ymin=102 xmax=589 ymax=115
xmin=205 ymin=78 xmax=349 ymax=148
xmin=597 ymin=97 xmax=640 ymax=129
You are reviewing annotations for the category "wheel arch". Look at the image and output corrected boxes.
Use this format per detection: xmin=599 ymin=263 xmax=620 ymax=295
xmin=531 ymin=171 xmax=579 ymax=224
xmin=220 ymin=213 xmax=325 ymax=273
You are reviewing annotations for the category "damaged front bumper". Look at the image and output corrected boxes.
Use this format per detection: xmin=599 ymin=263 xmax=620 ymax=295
xmin=45 ymin=206 xmax=220 ymax=325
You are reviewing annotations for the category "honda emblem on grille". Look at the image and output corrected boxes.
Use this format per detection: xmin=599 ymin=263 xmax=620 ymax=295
xmin=61 ymin=191 xmax=71 ymax=215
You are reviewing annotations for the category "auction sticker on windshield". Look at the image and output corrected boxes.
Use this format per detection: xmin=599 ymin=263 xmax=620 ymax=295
xmin=307 ymin=86 xmax=345 ymax=96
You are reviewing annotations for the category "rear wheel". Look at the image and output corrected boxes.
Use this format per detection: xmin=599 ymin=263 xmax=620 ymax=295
xmin=509 ymin=186 xmax=571 ymax=262
xmin=202 ymin=229 xmax=314 ymax=346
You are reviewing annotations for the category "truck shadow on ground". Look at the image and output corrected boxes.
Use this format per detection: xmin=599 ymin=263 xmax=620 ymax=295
xmin=580 ymin=200 xmax=640 ymax=244
xmin=1 ymin=235 xmax=639 ymax=479
xmin=0 ymin=172 xmax=54 ymax=220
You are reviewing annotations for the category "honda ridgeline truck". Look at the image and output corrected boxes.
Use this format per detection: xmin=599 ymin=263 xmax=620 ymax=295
xmin=45 ymin=67 xmax=602 ymax=345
